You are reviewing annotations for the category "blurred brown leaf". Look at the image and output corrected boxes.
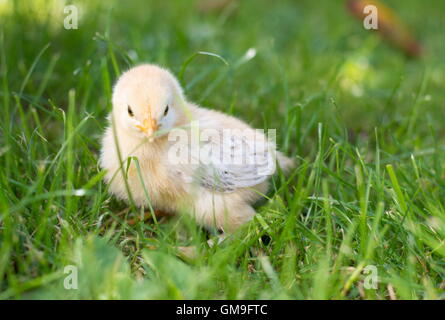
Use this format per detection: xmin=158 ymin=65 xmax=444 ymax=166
xmin=346 ymin=0 xmax=422 ymax=58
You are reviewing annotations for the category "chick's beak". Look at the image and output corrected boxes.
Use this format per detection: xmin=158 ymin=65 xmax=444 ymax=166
xmin=136 ymin=118 xmax=159 ymax=138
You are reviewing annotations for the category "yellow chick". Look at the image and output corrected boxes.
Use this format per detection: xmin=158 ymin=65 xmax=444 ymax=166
xmin=100 ymin=64 xmax=294 ymax=236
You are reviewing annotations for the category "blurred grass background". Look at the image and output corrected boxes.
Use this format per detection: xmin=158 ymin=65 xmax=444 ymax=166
xmin=0 ymin=0 xmax=445 ymax=299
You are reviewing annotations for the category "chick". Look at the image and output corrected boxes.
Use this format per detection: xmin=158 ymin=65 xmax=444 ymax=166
xmin=100 ymin=64 xmax=294 ymax=235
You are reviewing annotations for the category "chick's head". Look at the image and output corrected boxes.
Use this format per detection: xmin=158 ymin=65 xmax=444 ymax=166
xmin=112 ymin=64 xmax=185 ymax=140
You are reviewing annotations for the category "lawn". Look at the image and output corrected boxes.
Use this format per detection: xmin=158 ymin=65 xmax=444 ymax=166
xmin=0 ymin=0 xmax=444 ymax=299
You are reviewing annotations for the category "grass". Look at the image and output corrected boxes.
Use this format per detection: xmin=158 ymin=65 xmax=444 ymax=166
xmin=1 ymin=0 xmax=445 ymax=299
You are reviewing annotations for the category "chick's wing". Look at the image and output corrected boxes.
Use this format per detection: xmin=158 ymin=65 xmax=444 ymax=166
xmin=193 ymin=129 xmax=275 ymax=193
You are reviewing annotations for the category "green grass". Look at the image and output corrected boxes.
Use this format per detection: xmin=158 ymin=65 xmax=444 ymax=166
xmin=1 ymin=0 xmax=445 ymax=299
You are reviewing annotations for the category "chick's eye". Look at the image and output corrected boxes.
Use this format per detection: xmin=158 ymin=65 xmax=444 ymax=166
xmin=164 ymin=105 xmax=169 ymax=116
xmin=128 ymin=106 xmax=134 ymax=117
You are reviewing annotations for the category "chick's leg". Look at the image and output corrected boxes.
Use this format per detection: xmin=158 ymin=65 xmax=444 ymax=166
xmin=127 ymin=209 xmax=170 ymax=226
xmin=174 ymin=198 xmax=257 ymax=260
xmin=207 ymin=203 xmax=256 ymax=247
xmin=221 ymin=203 xmax=256 ymax=232
xmin=206 ymin=199 xmax=256 ymax=233
xmin=191 ymin=193 xmax=256 ymax=246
